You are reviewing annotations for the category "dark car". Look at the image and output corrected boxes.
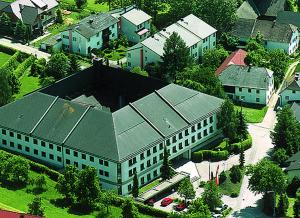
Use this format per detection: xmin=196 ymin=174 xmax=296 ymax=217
xmin=146 ymin=198 xmax=155 ymax=206
xmin=175 ymin=202 xmax=187 ymax=211
xmin=161 ymin=198 xmax=173 ymax=206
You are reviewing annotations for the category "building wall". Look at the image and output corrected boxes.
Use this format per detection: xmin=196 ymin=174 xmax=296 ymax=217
xmin=121 ymin=18 xmax=151 ymax=43
xmin=288 ymin=30 xmax=299 ymax=55
xmin=126 ymin=44 xmax=143 ymax=69
xmin=280 ymin=89 xmax=300 ymax=106
xmin=225 ymin=86 xmax=268 ymax=105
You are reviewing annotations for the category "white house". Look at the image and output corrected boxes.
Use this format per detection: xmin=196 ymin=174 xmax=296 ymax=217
xmin=0 ymin=80 xmax=223 ymax=195
xmin=119 ymin=8 xmax=151 ymax=43
xmin=126 ymin=14 xmax=217 ymax=69
xmin=280 ymin=74 xmax=300 ymax=106
xmin=219 ymin=65 xmax=274 ymax=105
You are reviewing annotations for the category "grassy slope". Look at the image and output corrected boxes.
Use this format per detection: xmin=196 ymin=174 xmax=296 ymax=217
xmin=234 ymin=105 xmax=268 ymax=123
xmin=0 ymin=52 xmax=12 ymax=67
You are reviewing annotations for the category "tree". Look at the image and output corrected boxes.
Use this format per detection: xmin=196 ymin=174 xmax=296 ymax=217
xmin=169 ymin=0 xmax=193 ymax=22
xmin=44 ymin=53 xmax=70 ymax=80
xmin=28 ymin=196 xmax=44 ymax=216
xmin=194 ymin=0 xmax=238 ymax=33
xmin=230 ymin=165 xmax=242 ymax=183
xmin=177 ymin=178 xmax=196 ymax=203
xmin=75 ymin=166 xmax=101 ymax=210
xmin=188 ymin=198 xmax=211 ymax=218
xmin=271 ymin=148 xmax=288 ymax=166
xmin=34 ymin=175 xmax=47 ymax=192
xmin=143 ymin=0 xmax=162 ymax=24
xmin=0 ymin=71 xmax=13 ymax=106
xmin=287 ymin=176 xmax=300 ymax=197
xmin=14 ymin=20 xmax=27 ymax=41
xmin=219 ymin=171 xmax=227 ymax=184
xmin=7 ymin=73 xmax=20 ymax=95
xmin=40 ymin=76 xmax=56 ymax=87
xmin=132 ymin=172 xmax=139 ymax=198
xmin=276 ymin=192 xmax=289 ymax=217
xmin=56 ymin=9 xmax=63 ymax=24
xmin=203 ymin=47 xmax=229 ymax=70
xmin=246 ymin=159 xmax=286 ymax=196
xmin=236 ymin=110 xmax=248 ymax=141
xmin=121 ymin=198 xmax=139 ymax=218
xmin=219 ymin=33 xmax=239 ymax=51
xmin=131 ymin=66 xmax=148 ymax=77
xmin=0 ymin=13 xmax=13 ymax=35
xmin=56 ymin=165 xmax=78 ymax=204
xmin=161 ymin=146 xmax=173 ymax=180
xmin=294 ymin=190 xmax=300 ymax=218
xmin=202 ymin=180 xmax=222 ymax=211
xmin=161 ymin=32 xmax=192 ymax=82
xmin=271 ymin=105 xmax=300 ymax=155
xmin=239 ymin=146 xmax=245 ymax=168
xmin=69 ymin=54 xmax=80 ymax=74
xmin=268 ymin=49 xmax=289 ymax=88
xmin=75 ymin=0 xmax=87 ymax=8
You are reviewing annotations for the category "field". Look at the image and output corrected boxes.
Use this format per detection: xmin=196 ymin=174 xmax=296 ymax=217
xmin=0 ymin=52 xmax=12 ymax=66
xmin=234 ymin=105 xmax=268 ymax=123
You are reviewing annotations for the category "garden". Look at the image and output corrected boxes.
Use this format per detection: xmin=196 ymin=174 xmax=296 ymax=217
xmin=234 ymin=105 xmax=268 ymax=123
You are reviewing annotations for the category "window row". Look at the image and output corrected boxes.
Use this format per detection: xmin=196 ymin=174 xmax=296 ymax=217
xmin=128 ymin=143 xmax=164 ymax=166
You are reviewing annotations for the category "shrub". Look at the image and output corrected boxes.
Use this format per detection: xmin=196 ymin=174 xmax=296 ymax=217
xmin=230 ymin=134 xmax=252 ymax=154
xmin=13 ymin=55 xmax=35 ymax=77
xmin=0 ymin=44 xmax=17 ymax=55
xmin=230 ymin=192 xmax=238 ymax=198
xmin=199 ymin=181 xmax=206 ymax=187
xmin=272 ymin=148 xmax=288 ymax=166
xmin=229 ymin=165 xmax=242 ymax=183
xmin=219 ymin=171 xmax=227 ymax=184
xmin=192 ymin=150 xmax=229 ymax=162
xmin=287 ymin=176 xmax=300 ymax=197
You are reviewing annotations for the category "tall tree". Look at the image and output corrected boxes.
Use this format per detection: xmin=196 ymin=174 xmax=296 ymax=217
xmin=202 ymin=180 xmax=222 ymax=211
xmin=177 ymin=178 xmax=196 ymax=203
xmin=44 ymin=53 xmax=70 ymax=80
xmin=161 ymin=146 xmax=173 ymax=180
xmin=239 ymin=146 xmax=245 ymax=168
xmin=69 ymin=54 xmax=80 ymax=74
xmin=236 ymin=110 xmax=248 ymax=141
xmin=75 ymin=0 xmax=87 ymax=8
xmin=271 ymin=105 xmax=300 ymax=155
xmin=277 ymin=192 xmax=289 ymax=217
xmin=28 ymin=196 xmax=44 ymax=216
xmin=121 ymin=198 xmax=139 ymax=218
xmin=0 ymin=71 xmax=13 ymax=106
xmin=132 ymin=172 xmax=139 ymax=198
xmin=203 ymin=47 xmax=229 ymax=70
xmin=268 ymin=49 xmax=289 ymax=88
xmin=7 ymin=73 xmax=20 ymax=95
xmin=169 ymin=0 xmax=193 ymax=22
xmin=161 ymin=32 xmax=192 ymax=82
xmin=56 ymin=8 xmax=63 ymax=24
xmin=143 ymin=0 xmax=161 ymax=24
xmin=187 ymin=198 xmax=211 ymax=218
xmin=34 ymin=175 xmax=47 ymax=192
xmin=14 ymin=20 xmax=27 ymax=41
xmin=0 ymin=13 xmax=13 ymax=35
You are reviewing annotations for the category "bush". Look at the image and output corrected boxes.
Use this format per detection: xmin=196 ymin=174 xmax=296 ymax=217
xmin=229 ymin=165 xmax=242 ymax=183
xmin=230 ymin=192 xmax=238 ymax=198
xmin=219 ymin=171 xmax=227 ymax=184
xmin=230 ymin=134 xmax=252 ymax=154
xmin=199 ymin=181 xmax=206 ymax=187
xmin=192 ymin=150 xmax=229 ymax=162
xmin=0 ymin=44 xmax=17 ymax=55
xmin=272 ymin=148 xmax=288 ymax=166
xmin=13 ymin=55 xmax=35 ymax=77
xmin=287 ymin=177 xmax=300 ymax=197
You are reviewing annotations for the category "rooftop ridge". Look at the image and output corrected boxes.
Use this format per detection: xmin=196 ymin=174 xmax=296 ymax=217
xmin=175 ymin=22 xmax=203 ymax=41
xmin=129 ymin=102 xmax=165 ymax=138
xmin=30 ymin=96 xmax=59 ymax=134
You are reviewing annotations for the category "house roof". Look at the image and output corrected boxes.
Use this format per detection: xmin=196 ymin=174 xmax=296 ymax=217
xmin=292 ymin=102 xmax=300 ymax=122
xmin=0 ymin=84 xmax=223 ymax=162
xmin=231 ymin=18 xmax=257 ymax=39
xmin=237 ymin=0 xmax=259 ymax=19
xmin=277 ymin=11 xmax=300 ymax=28
xmin=287 ymin=150 xmax=300 ymax=163
xmin=140 ymin=14 xmax=216 ymax=56
xmin=70 ymin=13 xmax=119 ymax=39
xmin=216 ymin=49 xmax=247 ymax=75
xmin=121 ymin=8 xmax=151 ymax=25
xmin=219 ymin=65 xmax=273 ymax=89
xmin=0 ymin=209 xmax=42 ymax=218
xmin=280 ymin=78 xmax=300 ymax=93
xmin=286 ymin=161 xmax=300 ymax=171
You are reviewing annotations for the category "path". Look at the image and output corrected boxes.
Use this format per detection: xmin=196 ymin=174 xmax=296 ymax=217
xmin=0 ymin=37 xmax=50 ymax=60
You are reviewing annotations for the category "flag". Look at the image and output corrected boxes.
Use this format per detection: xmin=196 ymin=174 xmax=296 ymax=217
xmin=208 ymin=161 xmax=211 ymax=181
xmin=215 ymin=165 xmax=220 ymax=186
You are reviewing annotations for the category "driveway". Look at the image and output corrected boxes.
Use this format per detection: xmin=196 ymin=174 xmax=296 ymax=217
xmin=0 ymin=37 xmax=50 ymax=60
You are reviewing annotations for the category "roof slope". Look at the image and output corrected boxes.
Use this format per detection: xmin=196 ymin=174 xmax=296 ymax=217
xmin=231 ymin=18 xmax=256 ymax=39
xmin=216 ymin=49 xmax=247 ymax=75
xmin=219 ymin=65 xmax=273 ymax=89
xmin=292 ymin=102 xmax=300 ymax=122
xmin=121 ymin=8 xmax=151 ymax=25
xmin=237 ymin=0 xmax=259 ymax=19
xmin=277 ymin=11 xmax=300 ymax=28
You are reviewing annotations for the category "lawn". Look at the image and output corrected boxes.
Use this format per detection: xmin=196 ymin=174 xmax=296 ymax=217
xmin=296 ymin=63 xmax=300 ymax=72
xmin=14 ymin=68 xmax=41 ymax=100
xmin=60 ymin=0 xmax=109 ymax=12
xmin=139 ymin=179 xmax=161 ymax=194
xmin=0 ymin=52 xmax=12 ymax=67
xmin=219 ymin=170 xmax=244 ymax=196
xmin=234 ymin=105 xmax=268 ymax=123
xmin=103 ymin=46 xmax=127 ymax=61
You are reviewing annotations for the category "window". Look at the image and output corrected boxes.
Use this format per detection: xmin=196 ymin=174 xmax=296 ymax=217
xmin=204 ymin=129 xmax=208 ymax=136
xmin=34 ymin=149 xmax=38 ymax=155
xmin=57 ymin=156 xmax=62 ymax=162
xmin=293 ymin=90 xmax=296 ymax=94
xmin=128 ymin=53 xmax=131 ymax=58
xmin=197 ymin=132 xmax=202 ymax=140
xmin=285 ymin=96 xmax=289 ymax=100
xmin=129 ymin=169 xmax=133 ymax=177
xmin=140 ymin=153 xmax=145 ymax=160
xmin=2 ymin=129 xmax=6 ymax=135
xmin=159 ymin=153 xmax=163 ymax=160
xmin=166 ymin=139 xmax=170 ymax=146
xmin=256 ymin=98 xmax=260 ymax=102
xmin=82 ymin=164 xmax=86 ymax=169
xmin=9 ymin=131 xmax=14 ymax=137
xmin=49 ymin=144 xmax=53 ymax=149
xmin=140 ymin=163 xmax=145 ymax=171
xmin=2 ymin=139 xmax=7 ymax=145
xmin=147 ymin=149 xmax=151 ymax=156
xmin=172 ymin=136 xmax=176 ymax=143
xmin=74 ymin=161 xmax=78 ymax=167
xmin=153 ymin=146 xmax=157 ymax=153
xmin=66 ymin=149 xmax=70 ymax=155
xmin=99 ymin=159 xmax=103 ymax=165
xmin=185 ymin=129 xmax=189 ymax=136
xmin=17 ymin=134 xmax=21 ymax=139
xmin=74 ymin=151 xmax=78 ymax=157
xmin=18 ymin=144 xmax=22 ymax=150
xmin=57 ymin=146 xmax=61 ymax=152
xmin=90 ymin=156 xmax=94 ymax=162
xmin=154 ymin=170 xmax=158 ymax=177
xmin=191 ymin=126 xmax=196 ymax=132
xmin=63 ymin=35 xmax=68 ymax=39
xmin=147 ymin=173 xmax=151 ymax=181
xmin=204 ymin=120 xmax=208 ymax=126
xmin=179 ymin=133 xmax=183 ymax=139
xmin=41 ymin=141 xmax=46 ymax=147
xmin=49 ymin=154 xmax=54 ymax=160
xmin=99 ymin=170 xmax=104 ymax=175
xmin=82 ymin=154 xmax=86 ymax=160
xmin=239 ymin=87 xmax=242 ymax=92
xmin=192 ymin=136 xmax=195 ymax=143
xmin=248 ymin=88 xmax=251 ymax=93
xmin=25 ymin=146 xmax=30 ymax=152
xmin=185 ymin=139 xmax=189 ymax=146
xmin=141 ymin=177 xmax=145 ymax=185
xmin=72 ymin=37 xmax=76 ymax=41
xmin=257 ymin=89 xmax=260 ymax=94
xmin=179 ymin=143 xmax=183 ymax=150
xmin=42 ymin=152 xmax=46 ymax=157
xmin=172 ymin=146 xmax=177 ymax=153
xmin=210 ymin=116 xmax=213 ymax=123
xmin=128 ymin=184 xmax=132 ymax=191
xmin=88 ymin=38 xmax=90 ymax=42
xmin=159 ymin=143 xmax=163 ymax=150
xmin=25 ymin=136 xmax=29 ymax=142
xmin=104 ymin=161 xmax=108 ymax=166
xmin=197 ymin=123 xmax=201 ymax=129
xmin=147 ymin=160 xmax=151 ymax=167
xmin=153 ymin=156 xmax=157 ymax=164
xmin=209 ymin=126 xmax=214 ymax=133
xmin=112 ymin=33 xmax=115 ymax=37
xmin=96 ymin=33 xmax=99 ymax=37
xmin=104 ymin=171 xmax=109 ymax=177
xmin=127 ymin=62 xmax=131 ymax=67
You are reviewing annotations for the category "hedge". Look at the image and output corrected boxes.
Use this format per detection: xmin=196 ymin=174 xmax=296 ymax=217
xmin=229 ymin=134 xmax=252 ymax=154
xmin=13 ymin=55 xmax=35 ymax=77
xmin=0 ymin=44 xmax=18 ymax=55
xmin=192 ymin=150 xmax=229 ymax=162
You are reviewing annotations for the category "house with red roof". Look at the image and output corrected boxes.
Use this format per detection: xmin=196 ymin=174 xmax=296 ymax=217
xmin=0 ymin=209 xmax=42 ymax=218
xmin=216 ymin=49 xmax=247 ymax=75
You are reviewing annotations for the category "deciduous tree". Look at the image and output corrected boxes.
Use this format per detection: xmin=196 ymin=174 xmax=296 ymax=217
xmin=28 ymin=196 xmax=44 ymax=216
xmin=45 ymin=53 xmax=70 ymax=80
xmin=177 ymin=178 xmax=196 ymax=203
xmin=121 ymin=198 xmax=139 ymax=218
xmin=187 ymin=198 xmax=211 ymax=218
xmin=202 ymin=180 xmax=222 ymax=211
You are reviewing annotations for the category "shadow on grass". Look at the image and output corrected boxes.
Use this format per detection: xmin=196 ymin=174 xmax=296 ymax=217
xmin=50 ymin=198 xmax=93 ymax=215
xmin=0 ymin=181 xmax=27 ymax=191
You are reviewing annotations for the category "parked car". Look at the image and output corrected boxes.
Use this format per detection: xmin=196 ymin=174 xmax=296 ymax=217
xmin=175 ymin=202 xmax=187 ymax=211
xmin=146 ymin=198 xmax=155 ymax=206
xmin=161 ymin=198 xmax=173 ymax=206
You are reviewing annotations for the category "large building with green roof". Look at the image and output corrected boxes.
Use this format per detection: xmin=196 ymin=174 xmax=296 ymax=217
xmin=0 ymin=64 xmax=223 ymax=195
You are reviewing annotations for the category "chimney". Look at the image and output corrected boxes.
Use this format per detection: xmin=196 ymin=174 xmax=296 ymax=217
xmin=180 ymin=18 xmax=184 ymax=21
xmin=163 ymin=28 xmax=166 ymax=31
xmin=89 ymin=19 xmax=93 ymax=24
xmin=272 ymin=20 xmax=276 ymax=28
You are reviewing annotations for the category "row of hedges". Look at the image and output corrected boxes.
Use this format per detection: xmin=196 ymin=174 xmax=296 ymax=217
xmin=0 ymin=149 xmax=61 ymax=181
xmin=111 ymin=196 xmax=169 ymax=218
xmin=0 ymin=44 xmax=18 ymax=55
xmin=13 ymin=55 xmax=36 ymax=77
xmin=229 ymin=134 xmax=252 ymax=154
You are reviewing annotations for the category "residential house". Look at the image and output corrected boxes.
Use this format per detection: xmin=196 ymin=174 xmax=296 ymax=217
xmin=0 ymin=0 xmax=58 ymax=33
xmin=215 ymin=49 xmax=247 ymax=76
xmin=126 ymin=14 xmax=217 ymax=69
xmin=119 ymin=8 xmax=151 ymax=43
xmin=0 ymin=209 xmax=42 ymax=218
xmin=286 ymin=148 xmax=300 ymax=180
xmin=279 ymin=74 xmax=300 ymax=106
xmin=277 ymin=11 xmax=300 ymax=29
xmin=47 ymin=13 xmax=119 ymax=56
xmin=0 ymin=64 xmax=224 ymax=195
xmin=219 ymin=65 xmax=274 ymax=105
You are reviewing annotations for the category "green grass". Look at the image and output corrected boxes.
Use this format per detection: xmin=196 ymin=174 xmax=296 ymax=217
xmin=0 ymin=52 xmax=12 ymax=67
xmin=103 ymin=46 xmax=127 ymax=61
xmin=0 ymin=202 xmax=22 ymax=212
xmin=295 ymin=63 xmax=300 ymax=72
xmin=139 ymin=179 xmax=161 ymax=194
xmin=219 ymin=170 xmax=244 ymax=196
xmin=287 ymin=197 xmax=295 ymax=218
xmin=14 ymin=68 xmax=41 ymax=100
xmin=234 ymin=105 xmax=268 ymax=123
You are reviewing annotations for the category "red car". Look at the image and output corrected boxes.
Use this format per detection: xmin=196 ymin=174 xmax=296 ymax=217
xmin=175 ymin=202 xmax=187 ymax=211
xmin=161 ymin=198 xmax=173 ymax=206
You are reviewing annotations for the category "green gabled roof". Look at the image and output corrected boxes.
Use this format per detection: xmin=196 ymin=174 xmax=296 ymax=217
xmin=281 ymin=80 xmax=300 ymax=93
xmin=219 ymin=65 xmax=273 ymax=89
xmin=286 ymin=161 xmax=300 ymax=171
xmin=277 ymin=11 xmax=300 ymax=28
xmin=288 ymin=150 xmax=300 ymax=163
